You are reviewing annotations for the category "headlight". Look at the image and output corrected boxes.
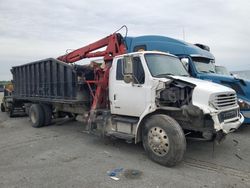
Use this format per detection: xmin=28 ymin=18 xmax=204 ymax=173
xmin=238 ymin=99 xmax=250 ymax=110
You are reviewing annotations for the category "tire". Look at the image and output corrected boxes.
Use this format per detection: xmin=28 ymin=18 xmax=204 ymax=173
xmin=40 ymin=104 xmax=52 ymax=126
xmin=142 ymin=114 xmax=186 ymax=167
xmin=24 ymin=105 xmax=31 ymax=115
xmin=68 ymin=113 xmax=77 ymax=121
xmin=29 ymin=104 xmax=45 ymax=128
xmin=57 ymin=112 xmax=67 ymax=118
xmin=1 ymin=103 xmax=5 ymax=112
xmin=8 ymin=108 xmax=14 ymax=118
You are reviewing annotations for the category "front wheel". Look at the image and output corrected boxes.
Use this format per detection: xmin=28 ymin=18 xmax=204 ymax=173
xmin=142 ymin=114 xmax=186 ymax=167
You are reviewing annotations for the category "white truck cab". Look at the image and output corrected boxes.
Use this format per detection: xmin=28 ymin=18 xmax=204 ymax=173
xmin=105 ymin=51 xmax=243 ymax=166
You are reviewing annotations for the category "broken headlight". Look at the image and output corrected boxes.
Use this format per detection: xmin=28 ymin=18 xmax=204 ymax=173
xmin=238 ymin=99 xmax=250 ymax=110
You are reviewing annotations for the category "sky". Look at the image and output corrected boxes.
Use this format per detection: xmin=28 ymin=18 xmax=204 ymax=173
xmin=0 ymin=0 xmax=250 ymax=80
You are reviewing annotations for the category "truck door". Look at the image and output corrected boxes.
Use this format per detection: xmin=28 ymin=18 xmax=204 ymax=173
xmin=110 ymin=56 xmax=149 ymax=117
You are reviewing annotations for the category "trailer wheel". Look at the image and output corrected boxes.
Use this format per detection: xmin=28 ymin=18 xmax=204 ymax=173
xmin=41 ymin=104 xmax=52 ymax=126
xmin=1 ymin=103 xmax=5 ymax=112
xmin=29 ymin=104 xmax=45 ymax=128
xmin=142 ymin=114 xmax=186 ymax=167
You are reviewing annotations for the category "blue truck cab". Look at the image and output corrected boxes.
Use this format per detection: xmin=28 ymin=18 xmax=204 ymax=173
xmin=125 ymin=36 xmax=250 ymax=123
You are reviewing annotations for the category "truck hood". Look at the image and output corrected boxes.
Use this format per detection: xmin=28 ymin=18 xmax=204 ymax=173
xmin=170 ymin=76 xmax=236 ymax=112
xmin=197 ymin=73 xmax=250 ymax=99
xmin=172 ymin=75 xmax=235 ymax=94
xmin=155 ymin=75 xmax=237 ymax=113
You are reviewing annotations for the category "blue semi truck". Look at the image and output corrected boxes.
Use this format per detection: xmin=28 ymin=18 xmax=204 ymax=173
xmin=125 ymin=35 xmax=250 ymax=123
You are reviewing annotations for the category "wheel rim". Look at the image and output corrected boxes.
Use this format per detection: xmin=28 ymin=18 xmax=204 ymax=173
xmin=30 ymin=110 xmax=36 ymax=124
xmin=148 ymin=127 xmax=170 ymax=156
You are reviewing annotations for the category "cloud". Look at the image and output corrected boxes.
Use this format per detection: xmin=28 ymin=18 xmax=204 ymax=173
xmin=0 ymin=0 xmax=250 ymax=79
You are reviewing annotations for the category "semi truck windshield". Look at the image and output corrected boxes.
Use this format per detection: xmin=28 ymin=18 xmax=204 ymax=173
xmin=193 ymin=57 xmax=216 ymax=74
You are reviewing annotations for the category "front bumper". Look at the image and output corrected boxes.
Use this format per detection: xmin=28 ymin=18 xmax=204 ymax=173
xmin=211 ymin=112 xmax=244 ymax=134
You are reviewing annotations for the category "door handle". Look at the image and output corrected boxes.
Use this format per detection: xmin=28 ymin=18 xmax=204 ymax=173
xmin=114 ymin=94 xmax=116 ymax=100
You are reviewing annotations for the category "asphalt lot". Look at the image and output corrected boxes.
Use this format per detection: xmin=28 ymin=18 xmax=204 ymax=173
xmin=0 ymin=92 xmax=250 ymax=188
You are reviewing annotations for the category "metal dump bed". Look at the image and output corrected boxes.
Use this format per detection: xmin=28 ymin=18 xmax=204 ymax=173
xmin=11 ymin=58 xmax=82 ymax=103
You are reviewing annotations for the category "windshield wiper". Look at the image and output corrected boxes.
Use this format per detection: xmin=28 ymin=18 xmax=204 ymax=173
xmin=180 ymin=74 xmax=189 ymax=77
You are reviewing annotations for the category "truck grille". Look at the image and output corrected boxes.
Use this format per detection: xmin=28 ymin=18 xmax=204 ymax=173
xmin=213 ymin=93 xmax=237 ymax=109
xmin=218 ymin=109 xmax=238 ymax=123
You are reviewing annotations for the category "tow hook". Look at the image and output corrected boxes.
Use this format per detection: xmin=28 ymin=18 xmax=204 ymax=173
xmin=214 ymin=130 xmax=226 ymax=144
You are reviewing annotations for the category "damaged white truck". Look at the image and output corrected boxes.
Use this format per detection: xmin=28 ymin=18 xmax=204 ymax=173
xmin=6 ymin=33 xmax=243 ymax=167
xmin=108 ymin=51 xmax=243 ymax=166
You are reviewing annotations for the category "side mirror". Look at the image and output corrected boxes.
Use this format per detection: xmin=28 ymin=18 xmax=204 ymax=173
xmin=123 ymin=56 xmax=133 ymax=83
xmin=181 ymin=58 xmax=189 ymax=71
xmin=123 ymin=56 xmax=133 ymax=74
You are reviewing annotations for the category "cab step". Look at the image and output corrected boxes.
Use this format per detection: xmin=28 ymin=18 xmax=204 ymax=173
xmin=107 ymin=131 xmax=135 ymax=141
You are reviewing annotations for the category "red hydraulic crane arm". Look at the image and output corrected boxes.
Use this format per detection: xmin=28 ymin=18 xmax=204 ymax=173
xmin=57 ymin=33 xmax=126 ymax=63
xmin=57 ymin=33 xmax=127 ymax=128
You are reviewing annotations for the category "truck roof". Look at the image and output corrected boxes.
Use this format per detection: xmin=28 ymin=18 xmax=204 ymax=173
xmin=125 ymin=35 xmax=215 ymax=60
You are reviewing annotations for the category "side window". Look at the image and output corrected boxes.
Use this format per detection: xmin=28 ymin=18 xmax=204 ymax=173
xmin=116 ymin=57 xmax=145 ymax=84
xmin=133 ymin=57 xmax=145 ymax=84
xmin=116 ymin=59 xmax=123 ymax=80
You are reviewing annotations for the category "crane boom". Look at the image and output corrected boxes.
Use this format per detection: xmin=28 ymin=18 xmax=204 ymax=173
xmin=57 ymin=33 xmax=127 ymax=126
xmin=57 ymin=33 xmax=126 ymax=63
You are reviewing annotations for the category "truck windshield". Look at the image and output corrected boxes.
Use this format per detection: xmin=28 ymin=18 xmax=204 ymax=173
xmin=193 ymin=57 xmax=216 ymax=73
xmin=215 ymin=66 xmax=230 ymax=76
xmin=144 ymin=54 xmax=189 ymax=77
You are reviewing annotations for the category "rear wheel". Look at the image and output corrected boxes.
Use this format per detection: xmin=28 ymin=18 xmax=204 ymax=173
xmin=41 ymin=104 xmax=52 ymax=126
xmin=1 ymin=103 xmax=5 ymax=112
xmin=8 ymin=108 xmax=14 ymax=118
xmin=142 ymin=114 xmax=186 ymax=167
xmin=29 ymin=104 xmax=45 ymax=128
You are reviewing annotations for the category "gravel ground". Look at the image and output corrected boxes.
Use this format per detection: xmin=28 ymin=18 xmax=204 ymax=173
xmin=0 ymin=92 xmax=250 ymax=188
